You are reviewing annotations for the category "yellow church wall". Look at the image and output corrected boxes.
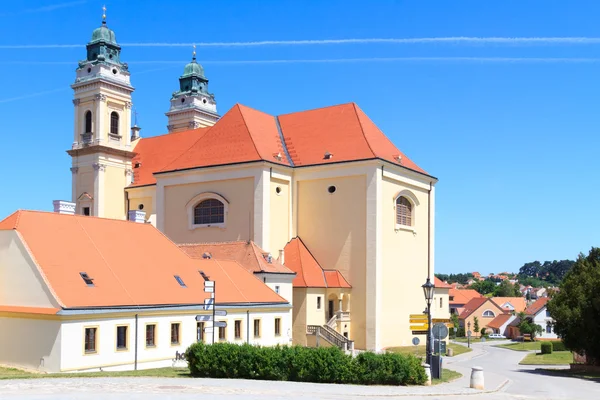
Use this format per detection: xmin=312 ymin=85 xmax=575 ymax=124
xmin=127 ymin=185 xmax=156 ymax=225
xmin=163 ymin=177 xmax=255 ymax=244
xmin=380 ymin=176 xmax=431 ymax=348
xmin=102 ymin=164 xmax=128 ymax=220
xmin=292 ymin=288 xmax=307 ymax=346
xmin=296 ymin=174 xmax=367 ymax=349
xmin=269 ymin=178 xmax=290 ymax=256
xmin=74 ymin=165 xmax=94 ymax=214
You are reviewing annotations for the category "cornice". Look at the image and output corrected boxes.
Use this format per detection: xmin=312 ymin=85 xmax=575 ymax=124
xmin=67 ymin=144 xmax=136 ymax=159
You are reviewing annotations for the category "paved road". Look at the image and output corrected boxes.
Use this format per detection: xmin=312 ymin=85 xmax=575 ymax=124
xmin=0 ymin=342 xmax=597 ymax=399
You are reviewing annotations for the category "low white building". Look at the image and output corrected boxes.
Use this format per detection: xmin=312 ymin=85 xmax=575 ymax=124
xmin=525 ymin=297 xmax=558 ymax=340
xmin=0 ymin=208 xmax=292 ymax=373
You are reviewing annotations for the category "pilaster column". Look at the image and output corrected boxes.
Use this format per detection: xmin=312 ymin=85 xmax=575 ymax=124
xmin=366 ymin=166 xmax=383 ymax=351
xmin=95 ymin=94 xmax=106 ymax=144
xmin=93 ymin=162 xmax=106 ymax=217
xmin=253 ymin=168 xmax=271 ymax=251
xmin=70 ymin=167 xmax=79 ymax=204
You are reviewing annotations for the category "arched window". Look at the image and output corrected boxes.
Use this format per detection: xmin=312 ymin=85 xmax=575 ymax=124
xmin=84 ymin=111 xmax=92 ymax=133
xmin=194 ymin=199 xmax=224 ymax=225
xmin=396 ymin=196 xmax=412 ymax=226
xmin=482 ymin=310 xmax=496 ymax=318
xmin=110 ymin=112 xmax=119 ymax=135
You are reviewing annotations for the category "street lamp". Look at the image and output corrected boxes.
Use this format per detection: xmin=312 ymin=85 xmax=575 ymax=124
xmin=422 ymin=278 xmax=435 ymax=366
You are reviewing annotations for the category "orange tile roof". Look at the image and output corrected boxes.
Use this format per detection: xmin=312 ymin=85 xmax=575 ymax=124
xmin=0 ymin=210 xmax=287 ymax=308
xmin=491 ymin=297 xmax=527 ymax=313
xmin=278 ymin=103 xmax=426 ymax=173
xmin=487 ymin=313 xmax=513 ymax=330
xmin=525 ymin=297 xmax=550 ymax=316
xmin=160 ymin=104 xmax=291 ymax=173
xmin=0 ymin=306 xmax=60 ymax=315
xmin=434 ymin=277 xmax=451 ymax=288
xmin=283 ymin=238 xmax=350 ymax=288
xmin=128 ymin=103 xmax=428 ymax=185
xmin=458 ymin=297 xmax=489 ymax=319
xmin=178 ymin=241 xmax=294 ymax=275
xmin=129 ymin=127 xmax=210 ymax=187
xmin=449 ymin=288 xmax=483 ymax=305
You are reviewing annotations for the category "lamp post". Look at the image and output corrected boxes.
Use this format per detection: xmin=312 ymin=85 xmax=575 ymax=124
xmin=422 ymin=278 xmax=435 ymax=367
xmin=467 ymin=321 xmax=471 ymax=348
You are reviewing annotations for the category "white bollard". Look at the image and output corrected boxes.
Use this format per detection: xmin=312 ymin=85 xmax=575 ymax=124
xmin=470 ymin=366 xmax=484 ymax=390
xmin=422 ymin=363 xmax=432 ymax=386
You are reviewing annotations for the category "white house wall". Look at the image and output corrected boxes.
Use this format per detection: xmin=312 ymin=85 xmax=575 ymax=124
xmin=533 ymin=309 xmax=558 ymax=340
xmin=0 ymin=316 xmax=62 ymax=372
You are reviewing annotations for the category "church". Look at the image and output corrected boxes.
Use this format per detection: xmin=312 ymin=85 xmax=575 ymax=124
xmin=66 ymin=15 xmax=439 ymax=351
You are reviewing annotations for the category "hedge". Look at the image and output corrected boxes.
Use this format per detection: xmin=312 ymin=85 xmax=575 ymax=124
xmin=551 ymin=341 xmax=567 ymax=352
xmin=541 ymin=343 xmax=553 ymax=354
xmin=185 ymin=342 xmax=426 ymax=386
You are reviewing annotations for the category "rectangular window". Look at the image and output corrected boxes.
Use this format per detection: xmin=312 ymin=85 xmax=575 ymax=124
xmin=116 ymin=326 xmax=128 ymax=350
xmin=440 ymin=298 xmax=443 ymax=309
xmin=83 ymin=207 xmax=90 ymax=216
xmin=546 ymin=310 xmax=551 ymax=318
xmin=253 ymin=319 xmax=261 ymax=338
xmin=235 ymin=320 xmax=242 ymax=339
xmin=84 ymin=327 xmax=97 ymax=354
xmin=146 ymin=324 xmax=156 ymax=347
xmin=275 ymin=286 xmax=280 ymax=294
xmin=317 ymin=297 xmax=322 ymax=309
xmin=219 ymin=326 xmax=226 ymax=341
xmin=197 ymin=322 xmax=204 ymax=342
xmin=546 ymin=323 xmax=552 ymax=334
xmin=275 ymin=318 xmax=281 ymax=336
xmin=171 ymin=323 xmax=180 ymax=345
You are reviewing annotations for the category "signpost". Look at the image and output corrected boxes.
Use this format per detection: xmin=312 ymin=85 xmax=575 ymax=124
xmin=195 ymin=271 xmax=228 ymax=345
xmin=467 ymin=330 xmax=472 ymax=348
xmin=410 ymin=314 xmax=429 ymax=334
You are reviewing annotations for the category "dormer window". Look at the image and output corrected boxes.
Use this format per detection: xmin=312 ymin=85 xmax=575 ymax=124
xmin=80 ymin=272 xmax=94 ymax=287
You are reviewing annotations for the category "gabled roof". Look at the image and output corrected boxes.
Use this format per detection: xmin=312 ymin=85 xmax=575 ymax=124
xmin=128 ymin=102 xmax=428 ymax=184
xmin=434 ymin=277 xmax=451 ymax=288
xmin=491 ymin=297 xmax=527 ymax=313
xmin=178 ymin=241 xmax=294 ymax=275
xmin=525 ymin=297 xmax=550 ymax=316
xmin=449 ymin=288 xmax=483 ymax=305
xmin=159 ymin=104 xmax=292 ymax=173
xmin=458 ymin=297 xmax=489 ymax=319
xmin=487 ymin=313 xmax=513 ymax=330
xmin=0 ymin=210 xmax=287 ymax=308
xmin=129 ymin=127 xmax=210 ymax=187
xmin=283 ymin=237 xmax=350 ymax=288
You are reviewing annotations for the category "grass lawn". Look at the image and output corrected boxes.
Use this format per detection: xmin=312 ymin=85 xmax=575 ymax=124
xmin=388 ymin=343 xmax=472 ymax=358
xmin=519 ymin=351 xmax=573 ymax=365
xmin=432 ymin=368 xmax=462 ymax=385
xmin=539 ymin=368 xmax=600 ymax=382
xmin=0 ymin=366 xmax=191 ymax=380
xmin=495 ymin=342 xmax=541 ymax=351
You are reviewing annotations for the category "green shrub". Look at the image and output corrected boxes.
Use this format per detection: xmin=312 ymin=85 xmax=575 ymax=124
xmin=541 ymin=342 xmax=553 ymax=354
xmin=551 ymin=341 xmax=567 ymax=352
xmin=456 ymin=327 xmax=465 ymax=337
xmin=185 ymin=342 xmax=425 ymax=386
xmin=480 ymin=328 xmax=487 ymax=336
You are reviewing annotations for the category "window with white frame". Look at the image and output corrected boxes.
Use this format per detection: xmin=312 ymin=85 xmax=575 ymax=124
xmin=482 ymin=310 xmax=496 ymax=318
xmin=187 ymin=192 xmax=229 ymax=229
xmin=396 ymin=196 xmax=412 ymax=226
xmin=546 ymin=322 xmax=552 ymax=334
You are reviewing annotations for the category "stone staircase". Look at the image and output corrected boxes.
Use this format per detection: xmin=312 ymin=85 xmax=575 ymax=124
xmin=307 ymin=324 xmax=354 ymax=352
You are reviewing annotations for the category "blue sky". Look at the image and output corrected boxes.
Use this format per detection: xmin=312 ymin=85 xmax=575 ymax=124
xmin=1 ymin=0 xmax=599 ymax=274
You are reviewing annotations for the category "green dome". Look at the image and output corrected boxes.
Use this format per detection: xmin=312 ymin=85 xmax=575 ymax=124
xmin=91 ymin=24 xmax=117 ymax=44
xmin=183 ymin=59 xmax=204 ymax=77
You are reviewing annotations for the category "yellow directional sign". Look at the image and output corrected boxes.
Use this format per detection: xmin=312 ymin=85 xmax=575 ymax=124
xmin=410 ymin=324 xmax=429 ymax=331
xmin=410 ymin=318 xmax=428 ymax=323
xmin=432 ymin=318 xmax=451 ymax=323
xmin=410 ymin=314 xmax=427 ymax=319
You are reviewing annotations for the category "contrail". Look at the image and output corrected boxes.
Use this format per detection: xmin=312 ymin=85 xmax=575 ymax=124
xmin=5 ymin=37 xmax=600 ymax=49
xmin=0 ymin=88 xmax=68 ymax=104
xmin=0 ymin=1 xmax=87 ymax=17
xmin=2 ymin=57 xmax=599 ymax=66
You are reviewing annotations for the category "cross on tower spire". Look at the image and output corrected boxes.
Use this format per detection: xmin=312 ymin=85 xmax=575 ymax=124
xmin=192 ymin=44 xmax=196 ymax=61
xmin=102 ymin=5 xmax=107 ymax=25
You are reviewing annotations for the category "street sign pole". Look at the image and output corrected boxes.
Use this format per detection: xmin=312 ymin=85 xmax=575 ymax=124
xmin=212 ymin=281 xmax=216 ymax=345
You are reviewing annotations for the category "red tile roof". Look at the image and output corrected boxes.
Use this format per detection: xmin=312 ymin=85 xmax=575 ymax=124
xmin=434 ymin=277 xmax=451 ymax=288
xmin=487 ymin=313 xmax=513 ymax=330
xmin=283 ymin=238 xmax=350 ymax=288
xmin=525 ymin=297 xmax=550 ymax=316
xmin=127 ymin=103 xmax=428 ymax=187
xmin=130 ymin=127 xmax=210 ymax=187
xmin=491 ymin=297 xmax=527 ymax=313
xmin=178 ymin=241 xmax=294 ymax=275
xmin=449 ymin=288 xmax=483 ymax=306
xmin=0 ymin=210 xmax=288 ymax=308
xmin=459 ymin=297 xmax=489 ymax=319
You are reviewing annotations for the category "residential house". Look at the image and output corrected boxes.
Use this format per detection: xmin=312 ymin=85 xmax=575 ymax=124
xmin=524 ymin=298 xmax=557 ymax=340
xmin=433 ymin=277 xmax=451 ymax=322
xmin=458 ymin=298 xmax=506 ymax=337
xmin=0 ymin=209 xmax=292 ymax=372
xmin=491 ymin=297 xmax=527 ymax=313
xmin=449 ymin=288 xmax=482 ymax=315
xmin=487 ymin=313 xmax=517 ymax=336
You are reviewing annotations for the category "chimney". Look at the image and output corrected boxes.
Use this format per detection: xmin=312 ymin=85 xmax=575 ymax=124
xmin=131 ymin=124 xmax=142 ymax=141
xmin=278 ymin=249 xmax=285 ymax=265
xmin=128 ymin=210 xmax=146 ymax=223
xmin=53 ymin=200 xmax=76 ymax=215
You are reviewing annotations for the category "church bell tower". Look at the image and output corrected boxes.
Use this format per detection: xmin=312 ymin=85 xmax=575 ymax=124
xmin=67 ymin=7 xmax=135 ymax=220
xmin=165 ymin=46 xmax=219 ymax=132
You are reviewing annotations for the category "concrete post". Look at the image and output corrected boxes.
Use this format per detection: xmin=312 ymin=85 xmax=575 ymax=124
xmin=423 ymin=363 xmax=432 ymax=386
xmin=470 ymin=366 xmax=484 ymax=390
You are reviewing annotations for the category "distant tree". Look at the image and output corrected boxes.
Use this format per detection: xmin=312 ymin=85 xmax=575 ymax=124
xmin=451 ymin=313 xmax=459 ymax=331
xmin=473 ymin=317 xmax=480 ymax=334
xmin=434 ymin=273 xmax=474 ymax=285
xmin=526 ymin=291 xmax=531 ymax=301
xmin=471 ymin=279 xmax=496 ymax=295
xmin=516 ymin=312 xmax=543 ymax=341
xmin=480 ymin=328 xmax=487 ymax=336
xmin=519 ymin=261 xmax=542 ymax=278
xmin=494 ymin=280 xmax=521 ymax=297
xmin=547 ymin=248 xmax=600 ymax=365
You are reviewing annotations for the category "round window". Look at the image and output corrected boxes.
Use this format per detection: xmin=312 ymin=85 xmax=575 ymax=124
xmin=181 ymin=98 xmax=185 ymax=103
xmin=203 ymin=98 xmax=207 ymax=104
xmin=328 ymin=186 xmax=336 ymax=194
xmin=112 ymin=68 xmax=118 ymax=74
xmin=138 ymin=204 xmax=144 ymax=210
xmin=275 ymin=186 xmax=282 ymax=195
xmin=87 ymin=67 xmax=92 ymax=73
